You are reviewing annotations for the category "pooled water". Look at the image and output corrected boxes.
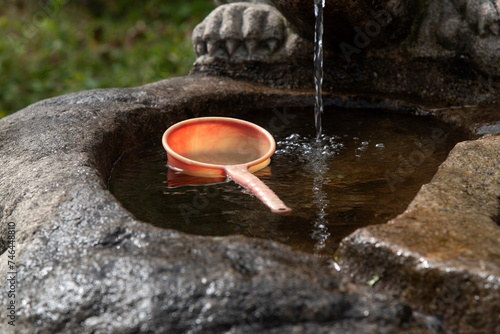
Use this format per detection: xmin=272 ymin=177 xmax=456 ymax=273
xmin=109 ymin=107 xmax=469 ymax=257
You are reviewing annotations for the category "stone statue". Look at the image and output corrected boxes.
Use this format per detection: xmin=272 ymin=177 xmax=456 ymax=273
xmin=1 ymin=2 xmax=498 ymax=334
xmin=192 ymin=0 xmax=500 ymax=103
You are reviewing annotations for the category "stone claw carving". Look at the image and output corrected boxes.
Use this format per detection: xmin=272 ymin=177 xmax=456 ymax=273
xmin=193 ymin=2 xmax=299 ymax=64
xmin=462 ymin=0 xmax=500 ymax=36
xmin=415 ymin=0 xmax=500 ymax=76
xmin=461 ymin=0 xmax=500 ymax=74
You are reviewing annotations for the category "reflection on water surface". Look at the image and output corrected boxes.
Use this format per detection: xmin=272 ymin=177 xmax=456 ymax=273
xmin=109 ymin=107 xmax=469 ymax=256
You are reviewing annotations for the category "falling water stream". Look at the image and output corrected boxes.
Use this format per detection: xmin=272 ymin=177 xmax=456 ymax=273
xmin=312 ymin=0 xmax=328 ymax=252
xmin=314 ymin=0 xmax=325 ymax=139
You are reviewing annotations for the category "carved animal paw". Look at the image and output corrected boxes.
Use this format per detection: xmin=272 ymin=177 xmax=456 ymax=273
xmin=193 ymin=3 xmax=297 ymax=64
xmin=428 ymin=0 xmax=500 ymax=75
xmin=460 ymin=0 xmax=500 ymax=36
xmin=459 ymin=0 xmax=500 ymax=74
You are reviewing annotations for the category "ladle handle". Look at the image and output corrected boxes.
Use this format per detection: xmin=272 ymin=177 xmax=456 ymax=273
xmin=225 ymin=166 xmax=292 ymax=215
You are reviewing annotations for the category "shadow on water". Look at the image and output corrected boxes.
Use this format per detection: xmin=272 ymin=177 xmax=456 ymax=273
xmin=108 ymin=106 xmax=470 ymax=257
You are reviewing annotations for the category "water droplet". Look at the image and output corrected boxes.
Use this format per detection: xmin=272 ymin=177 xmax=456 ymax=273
xmin=331 ymin=261 xmax=341 ymax=271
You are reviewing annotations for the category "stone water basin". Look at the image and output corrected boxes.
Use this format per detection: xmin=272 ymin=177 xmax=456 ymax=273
xmin=0 ymin=76 xmax=498 ymax=333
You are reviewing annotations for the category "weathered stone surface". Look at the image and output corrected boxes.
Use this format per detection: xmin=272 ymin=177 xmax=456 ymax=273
xmin=0 ymin=77 xmax=435 ymax=333
xmin=193 ymin=0 xmax=500 ymax=104
xmin=409 ymin=0 xmax=500 ymax=76
xmin=193 ymin=3 xmax=304 ymax=64
xmin=271 ymin=0 xmax=416 ymax=47
xmin=192 ymin=2 xmax=314 ymax=90
xmin=338 ymin=134 xmax=500 ymax=333
xmin=3 ymin=1 xmax=499 ymax=331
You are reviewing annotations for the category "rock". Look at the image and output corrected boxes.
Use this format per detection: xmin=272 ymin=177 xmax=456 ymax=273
xmin=193 ymin=3 xmax=298 ymax=63
xmin=271 ymin=0 xmax=416 ymax=47
xmin=409 ymin=0 xmax=500 ymax=76
xmin=338 ymin=134 xmax=500 ymax=333
xmin=192 ymin=0 xmax=500 ymax=104
xmin=191 ymin=2 xmax=314 ymax=89
xmin=0 ymin=77 xmax=433 ymax=333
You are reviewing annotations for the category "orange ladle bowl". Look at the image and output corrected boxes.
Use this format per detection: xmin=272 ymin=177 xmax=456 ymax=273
xmin=162 ymin=117 xmax=292 ymax=214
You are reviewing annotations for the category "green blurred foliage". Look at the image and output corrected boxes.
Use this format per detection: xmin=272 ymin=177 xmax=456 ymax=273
xmin=0 ymin=0 xmax=215 ymax=117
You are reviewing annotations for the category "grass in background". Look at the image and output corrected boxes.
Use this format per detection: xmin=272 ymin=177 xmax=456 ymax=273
xmin=0 ymin=0 xmax=215 ymax=117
